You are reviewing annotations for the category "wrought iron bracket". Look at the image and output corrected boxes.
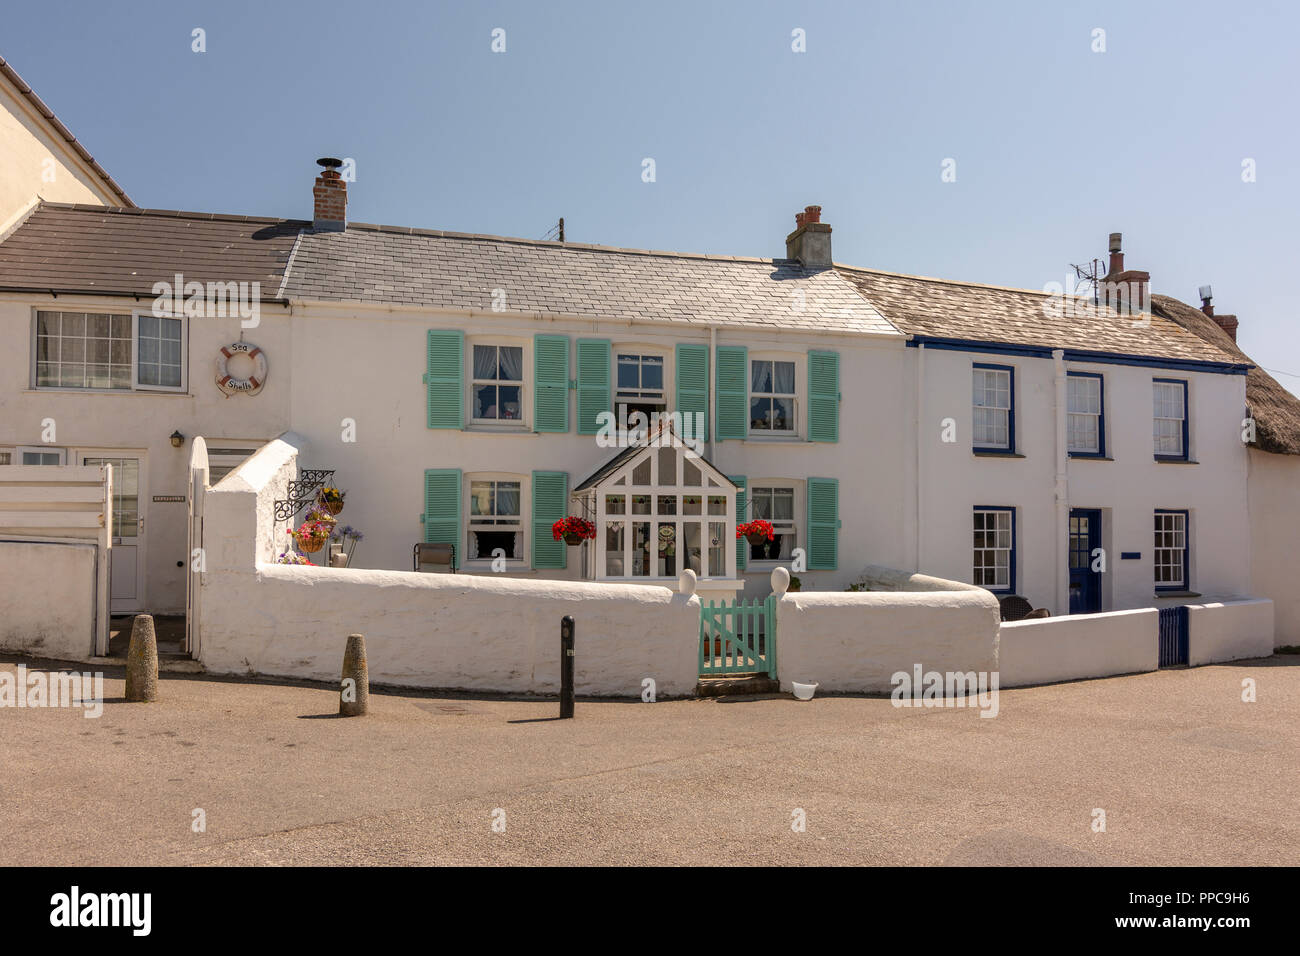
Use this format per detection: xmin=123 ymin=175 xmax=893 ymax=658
xmin=274 ymin=469 xmax=336 ymax=522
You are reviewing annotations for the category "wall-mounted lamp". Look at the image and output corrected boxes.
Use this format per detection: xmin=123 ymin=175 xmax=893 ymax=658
xmin=170 ymin=430 xmax=185 ymax=448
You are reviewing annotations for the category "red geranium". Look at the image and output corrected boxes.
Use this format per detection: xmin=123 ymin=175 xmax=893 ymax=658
xmin=737 ymin=519 xmax=776 ymax=541
xmin=552 ymin=516 xmax=597 ymax=541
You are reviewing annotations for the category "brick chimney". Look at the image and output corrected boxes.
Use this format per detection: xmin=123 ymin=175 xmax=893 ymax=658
xmin=1200 ymin=285 xmax=1238 ymax=341
xmin=1101 ymin=232 xmax=1149 ymax=315
xmin=785 ymin=204 xmax=832 ymax=270
xmin=313 ymin=157 xmax=347 ymax=231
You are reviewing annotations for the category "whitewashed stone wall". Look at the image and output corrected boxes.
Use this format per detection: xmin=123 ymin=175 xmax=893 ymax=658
xmin=197 ymin=434 xmax=699 ymax=696
xmin=999 ymin=608 xmax=1158 ymax=687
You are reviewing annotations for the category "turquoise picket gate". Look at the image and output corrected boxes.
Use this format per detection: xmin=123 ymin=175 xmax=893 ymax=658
xmin=699 ymin=596 xmax=777 ymax=678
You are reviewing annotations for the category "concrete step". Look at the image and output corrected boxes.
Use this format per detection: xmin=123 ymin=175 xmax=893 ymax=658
xmin=88 ymin=656 xmax=205 ymax=674
xmin=695 ymin=675 xmax=780 ymax=698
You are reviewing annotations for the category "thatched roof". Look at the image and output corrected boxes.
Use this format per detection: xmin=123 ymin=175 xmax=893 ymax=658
xmin=1151 ymin=294 xmax=1300 ymax=456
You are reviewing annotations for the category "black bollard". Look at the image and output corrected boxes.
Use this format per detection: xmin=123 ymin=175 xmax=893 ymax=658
xmin=560 ymin=615 xmax=575 ymax=719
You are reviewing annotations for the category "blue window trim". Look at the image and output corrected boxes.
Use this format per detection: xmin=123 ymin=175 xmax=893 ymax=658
xmin=906 ymin=335 xmax=1252 ymax=376
xmin=1153 ymin=377 xmax=1189 ymax=462
xmin=1154 ymin=508 xmax=1190 ymax=592
xmin=972 ymin=363 xmax=1015 ymax=454
xmin=973 ymin=505 xmax=1016 ymax=595
xmin=1066 ymin=371 xmax=1106 ymax=458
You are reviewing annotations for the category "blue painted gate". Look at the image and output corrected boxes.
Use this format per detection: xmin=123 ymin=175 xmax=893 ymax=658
xmin=1158 ymin=605 xmax=1189 ymax=667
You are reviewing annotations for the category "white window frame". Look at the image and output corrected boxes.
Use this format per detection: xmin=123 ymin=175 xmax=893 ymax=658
xmin=16 ymin=445 xmax=67 ymax=465
xmin=131 ymin=309 xmax=188 ymax=393
xmin=468 ymin=339 xmax=528 ymax=428
xmin=745 ymin=480 xmax=802 ymax=566
xmin=31 ymin=309 xmax=188 ymax=394
xmin=1154 ymin=510 xmax=1188 ymax=590
xmin=205 ymin=441 xmax=266 ymax=485
xmin=972 ymin=365 xmax=1013 ymax=451
xmin=748 ymin=352 xmax=800 ymax=438
xmin=464 ymin=474 xmax=526 ymax=567
xmin=615 ymin=350 xmax=667 ymax=406
xmin=1066 ymin=373 xmax=1103 ymax=456
xmin=1153 ymin=379 xmax=1187 ymax=459
xmin=972 ymin=507 xmax=1014 ymax=592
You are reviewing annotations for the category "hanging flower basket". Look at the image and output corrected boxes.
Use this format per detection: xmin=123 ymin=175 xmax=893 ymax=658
xmin=289 ymin=519 xmax=332 ymax=554
xmin=304 ymin=506 xmax=338 ymax=532
xmin=738 ymin=519 xmax=776 ymax=546
xmin=553 ymin=516 xmax=596 ymax=545
xmin=317 ymin=486 xmax=346 ymax=516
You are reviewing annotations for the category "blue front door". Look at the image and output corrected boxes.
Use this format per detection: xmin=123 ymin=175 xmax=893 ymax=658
xmin=1069 ymin=509 xmax=1102 ymax=614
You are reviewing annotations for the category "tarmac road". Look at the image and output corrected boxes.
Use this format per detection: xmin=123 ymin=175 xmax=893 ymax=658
xmin=1 ymin=655 xmax=1296 ymax=866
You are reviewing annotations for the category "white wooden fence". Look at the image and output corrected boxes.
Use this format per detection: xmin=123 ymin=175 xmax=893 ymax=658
xmin=0 ymin=464 xmax=113 ymax=658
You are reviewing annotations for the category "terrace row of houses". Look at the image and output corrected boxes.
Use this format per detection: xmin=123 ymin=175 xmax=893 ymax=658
xmin=1 ymin=54 xmax=1296 ymax=642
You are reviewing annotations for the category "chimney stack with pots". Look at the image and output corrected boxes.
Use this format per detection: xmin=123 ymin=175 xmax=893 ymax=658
xmin=1101 ymin=232 xmax=1149 ymax=316
xmin=786 ymin=204 xmax=832 ymax=270
xmin=1200 ymin=285 xmax=1238 ymax=342
xmin=313 ymin=157 xmax=347 ymax=232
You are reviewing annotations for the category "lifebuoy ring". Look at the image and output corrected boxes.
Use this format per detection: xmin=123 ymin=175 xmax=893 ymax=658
xmin=215 ymin=342 xmax=268 ymax=396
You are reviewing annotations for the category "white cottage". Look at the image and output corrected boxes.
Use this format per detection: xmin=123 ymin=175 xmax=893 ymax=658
xmin=1 ymin=140 xmax=1296 ymax=645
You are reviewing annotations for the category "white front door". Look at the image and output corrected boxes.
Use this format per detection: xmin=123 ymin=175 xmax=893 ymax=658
xmin=80 ymin=455 xmax=145 ymax=613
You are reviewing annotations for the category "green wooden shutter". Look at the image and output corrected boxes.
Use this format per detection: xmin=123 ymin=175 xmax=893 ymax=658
xmin=576 ymin=339 xmax=611 ymax=435
xmin=807 ymin=477 xmax=839 ymax=570
xmin=675 ymin=343 xmax=709 ymax=442
xmin=716 ymin=346 xmax=748 ymax=440
xmin=422 ymin=469 xmax=462 ymax=568
xmin=729 ymin=475 xmax=747 ymax=571
xmin=425 ymin=330 xmax=464 ymax=429
xmin=534 ymin=335 xmax=569 ymax=433
xmin=531 ymin=470 xmax=568 ymax=570
xmin=808 ymin=350 xmax=840 ymax=443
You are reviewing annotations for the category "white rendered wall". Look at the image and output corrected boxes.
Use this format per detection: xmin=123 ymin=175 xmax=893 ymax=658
xmin=1187 ymin=599 xmax=1274 ymax=666
xmin=912 ymin=347 xmax=1251 ymax=615
xmin=0 ymin=80 xmax=122 ymax=224
xmin=282 ymin=303 xmax=910 ymax=595
xmin=1246 ymin=448 xmax=1300 ymax=647
xmin=774 ymin=588 xmax=1001 ymax=694
xmin=0 ymin=540 xmax=97 ymax=660
xmin=197 ymin=434 xmax=701 ymax=697
xmin=998 ymin=608 xmax=1158 ymax=687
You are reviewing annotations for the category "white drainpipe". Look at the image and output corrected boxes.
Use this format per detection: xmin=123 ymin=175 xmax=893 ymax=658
xmin=915 ymin=342 xmax=925 ymax=571
xmin=708 ymin=325 xmax=718 ymax=462
xmin=1052 ymin=349 xmax=1069 ymax=613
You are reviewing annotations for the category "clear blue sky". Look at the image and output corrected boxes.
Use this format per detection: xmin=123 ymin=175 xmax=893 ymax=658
xmin=7 ymin=0 xmax=1298 ymax=390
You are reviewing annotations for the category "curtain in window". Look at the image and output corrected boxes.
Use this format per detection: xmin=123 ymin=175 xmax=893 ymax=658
xmin=496 ymin=482 xmax=521 ymax=516
xmin=474 ymin=345 xmax=498 ymax=379
xmin=752 ymin=361 xmax=771 ymax=392
xmin=498 ymin=346 xmax=524 ymax=382
xmin=773 ymin=362 xmax=795 ymax=394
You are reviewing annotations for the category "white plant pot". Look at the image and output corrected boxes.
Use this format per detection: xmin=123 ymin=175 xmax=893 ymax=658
xmin=791 ymin=681 xmax=818 ymax=701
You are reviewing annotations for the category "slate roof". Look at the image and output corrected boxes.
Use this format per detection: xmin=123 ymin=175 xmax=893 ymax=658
xmin=0 ymin=203 xmax=302 ymax=300
xmin=835 ymin=266 xmax=1243 ymax=367
xmin=282 ymin=225 xmax=897 ymax=335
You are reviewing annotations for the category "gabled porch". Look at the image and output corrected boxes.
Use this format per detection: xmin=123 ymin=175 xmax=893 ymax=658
xmin=570 ymin=431 xmax=743 ymax=603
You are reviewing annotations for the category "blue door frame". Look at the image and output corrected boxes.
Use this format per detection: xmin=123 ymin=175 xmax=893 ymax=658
xmin=1068 ymin=509 xmax=1102 ymax=614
